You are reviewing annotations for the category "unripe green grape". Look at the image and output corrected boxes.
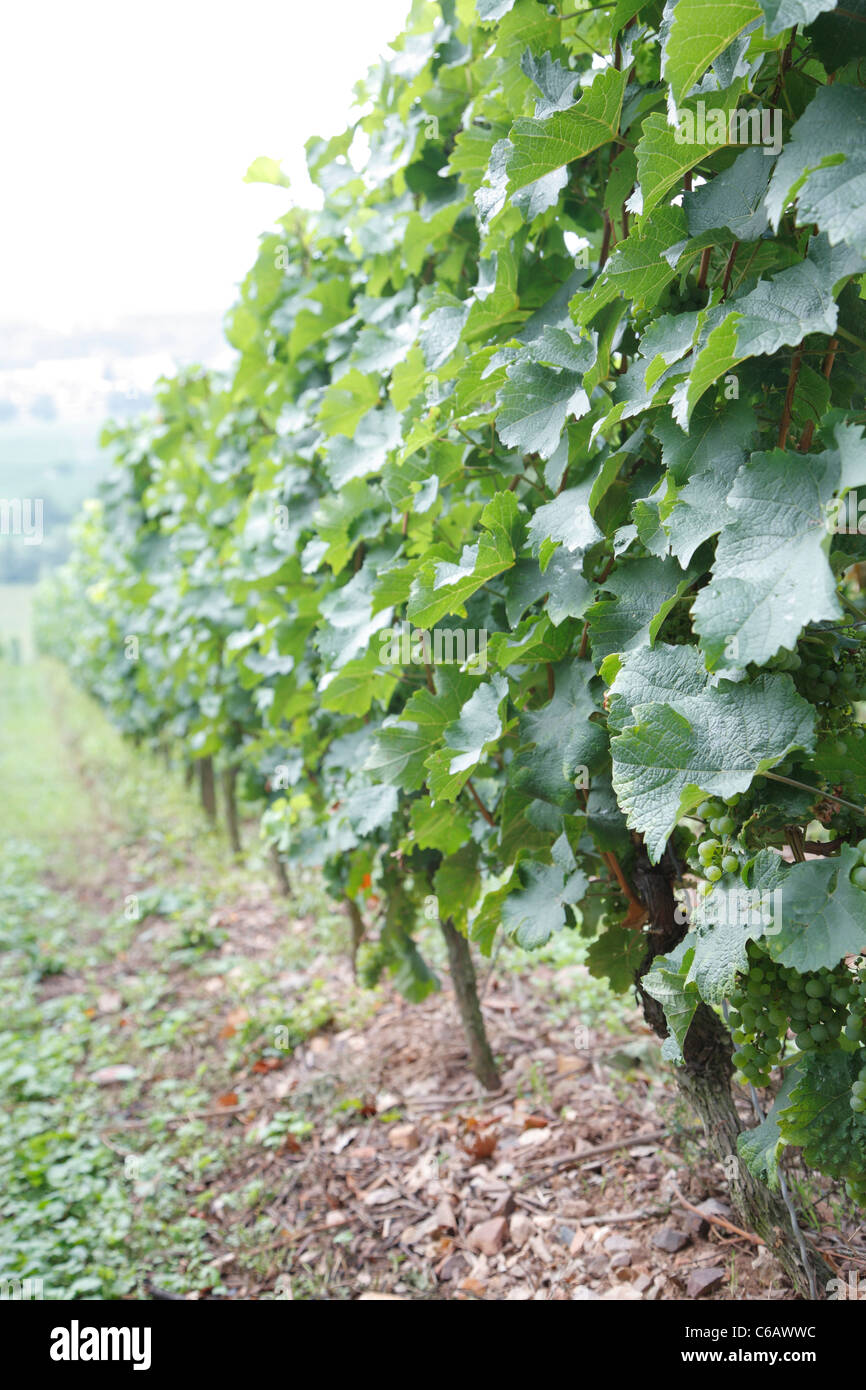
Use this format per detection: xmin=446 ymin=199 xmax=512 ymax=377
xmin=852 ymin=866 xmax=866 ymax=890
xmin=722 ymin=854 xmax=739 ymax=874
xmin=705 ymin=864 xmax=722 ymax=882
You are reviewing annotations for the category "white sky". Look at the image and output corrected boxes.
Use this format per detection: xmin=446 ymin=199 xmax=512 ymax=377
xmin=0 ymin=0 xmax=409 ymax=330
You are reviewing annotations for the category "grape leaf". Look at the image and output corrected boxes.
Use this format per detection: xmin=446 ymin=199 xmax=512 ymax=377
xmin=501 ymin=860 xmax=588 ymax=948
xmin=757 ymin=0 xmax=835 ymax=34
xmin=765 ymin=85 xmax=866 ymax=249
xmin=659 ymin=399 xmax=753 ymax=567
xmin=573 ymin=206 xmax=686 ymax=325
xmin=688 ymin=865 xmax=784 ymax=1003
xmin=662 ymin=0 xmax=760 ymax=106
xmin=643 ymin=937 xmax=700 ymax=1064
xmin=762 ymin=847 xmax=866 ymax=973
xmin=587 ymin=556 xmax=698 ymax=675
xmin=778 ymin=1051 xmax=866 ymax=1181
xmin=587 ymin=924 xmax=649 ymax=993
xmin=736 ymin=1066 xmax=798 ymax=1191
xmin=526 ymin=479 xmax=602 ymax=557
xmin=510 ymin=659 xmax=607 ymax=806
xmin=496 ymin=349 xmax=594 ymax=459
xmin=408 ymin=492 xmax=520 ymax=626
xmin=684 ymin=145 xmax=771 ymax=242
xmin=692 ymin=450 xmax=842 ymax=669
xmin=425 ymin=674 xmax=509 ymax=800
xmin=410 ymin=797 xmax=474 ymax=855
xmin=607 ymin=642 xmax=708 ymax=733
xmin=611 ymin=670 xmax=815 ymax=861
xmin=506 ymin=67 xmax=628 ymax=192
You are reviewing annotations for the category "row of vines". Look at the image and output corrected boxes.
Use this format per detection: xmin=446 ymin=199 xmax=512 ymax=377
xmin=38 ymin=0 xmax=866 ymax=1295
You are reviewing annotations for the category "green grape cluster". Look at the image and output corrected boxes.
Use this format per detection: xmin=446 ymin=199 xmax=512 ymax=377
xmin=765 ymin=647 xmax=802 ymax=673
xmin=728 ymin=944 xmax=865 ymax=1089
xmin=692 ymin=797 xmax=742 ymax=888
xmin=793 ymin=634 xmax=866 ymax=707
xmin=852 ymin=839 xmax=866 ymax=893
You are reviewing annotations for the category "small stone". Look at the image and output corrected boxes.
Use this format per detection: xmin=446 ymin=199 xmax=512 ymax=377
xmin=509 ymin=1212 xmax=535 ymax=1249
xmin=439 ymin=1254 xmax=467 ymax=1281
xmin=687 ymin=1266 xmax=726 ymax=1299
xmin=697 ymin=1197 xmax=732 ymax=1220
xmin=652 ymin=1227 xmax=692 ymax=1254
xmin=604 ymin=1234 xmax=637 ymax=1254
xmin=569 ymin=1228 xmax=586 ymax=1255
xmin=490 ymin=1190 xmax=516 ymax=1218
xmin=556 ymin=1224 xmax=576 ymax=1247
xmin=468 ymin=1216 xmax=508 ymax=1256
xmin=610 ymin=1250 xmax=632 ymax=1269
xmin=387 ymin=1123 xmax=420 ymax=1150
xmin=682 ymin=1210 xmax=710 ymax=1239
xmin=586 ymin=1255 xmax=609 ymax=1278
xmin=432 ymin=1200 xmax=457 ymax=1232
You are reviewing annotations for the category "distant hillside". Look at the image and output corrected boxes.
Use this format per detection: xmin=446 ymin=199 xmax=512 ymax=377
xmin=0 ymin=313 xmax=231 ymax=425
xmin=0 ymin=313 xmax=231 ymax=584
